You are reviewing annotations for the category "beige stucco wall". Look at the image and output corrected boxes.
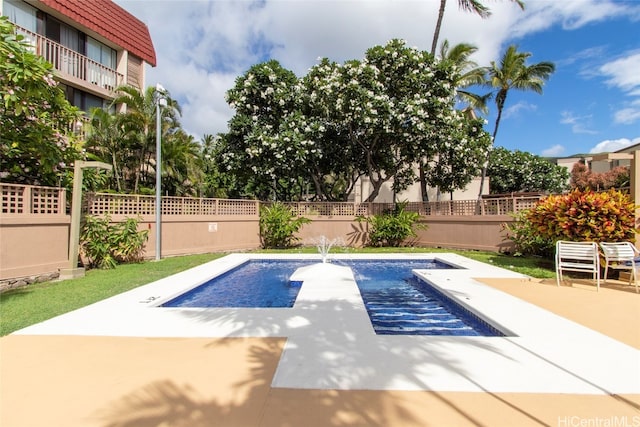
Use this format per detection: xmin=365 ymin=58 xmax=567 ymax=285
xmin=414 ymin=216 xmax=515 ymax=253
xmin=297 ymin=218 xmax=370 ymax=248
xmin=296 ymin=215 xmax=513 ymax=253
xmin=135 ymin=215 xmax=261 ymax=258
xmin=0 ymin=216 xmax=70 ymax=279
xmin=0 ymin=213 xmax=515 ymax=282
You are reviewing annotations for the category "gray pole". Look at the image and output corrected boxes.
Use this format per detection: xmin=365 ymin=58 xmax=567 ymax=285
xmin=155 ymin=96 xmax=162 ymax=261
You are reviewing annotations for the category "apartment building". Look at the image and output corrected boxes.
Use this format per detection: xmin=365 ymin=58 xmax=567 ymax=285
xmin=1 ymin=0 xmax=155 ymax=113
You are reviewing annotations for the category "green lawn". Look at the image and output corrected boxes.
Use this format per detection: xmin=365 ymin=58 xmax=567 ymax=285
xmin=0 ymin=249 xmax=555 ymax=336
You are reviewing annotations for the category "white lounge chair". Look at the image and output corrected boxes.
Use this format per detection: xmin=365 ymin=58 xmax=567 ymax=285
xmin=555 ymin=240 xmax=601 ymax=291
xmin=599 ymin=242 xmax=639 ymax=293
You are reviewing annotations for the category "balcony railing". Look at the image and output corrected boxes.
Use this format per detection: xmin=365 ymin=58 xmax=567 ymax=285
xmin=15 ymin=26 xmax=123 ymax=92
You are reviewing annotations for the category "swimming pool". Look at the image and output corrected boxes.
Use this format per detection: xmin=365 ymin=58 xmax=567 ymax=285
xmin=162 ymin=257 xmax=502 ymax=336
xmin=343 ymin=259 xmax=504 ymax=336
xmin=161 ymin=259 xmax=316 ymax=307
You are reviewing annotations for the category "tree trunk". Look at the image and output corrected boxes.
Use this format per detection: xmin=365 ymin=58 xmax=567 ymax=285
xmin=431 ymin=0 xmax=447 ymax=56
xmin=111 ymin=152 xmax=121 ymax=192
xmin=364 ymin=179 xmax=383 ymax=202
xmin=419 ymin=161 xmax=429 ymax=202
xmin=477 ymin=91 xmax=507 ymax=202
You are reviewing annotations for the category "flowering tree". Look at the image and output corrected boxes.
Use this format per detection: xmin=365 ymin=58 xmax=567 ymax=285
xmin=222 ymin=60 xmax=310 ymax=200
xmin=0 ymin=17 xmax=81 ymax=186
xmin=221 ymin=39 xmax=493 ymax=201
xmin=488 ymin=147 xmax=569 ymax=194
xmin=426 ymin=113 xmax=492 ymax=199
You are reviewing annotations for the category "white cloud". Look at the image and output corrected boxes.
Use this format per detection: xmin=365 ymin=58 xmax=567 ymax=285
xmin=599 ymin=51 xmax=640 ymax=92
xmin=509 ymin=0 xmax=637 ymax=37
xmin=541 ymin=144 xmax=565 ymax=157
xmin=595 ymin=51 xmax=640 ymax=126
xmin=114 ymin=0 xmax=639 ymax=141
xmin=614 ymin=106 xmax=640 ymax=125
xmin=116 ymin=0 xmax=524 ymax=139
xmin=560 ymin=111 xmax=597 ymax=135
xmin=589 ymin=137 xmax=640 ymax=154
xmin=503 ymin=101 xmax=537 ymax=119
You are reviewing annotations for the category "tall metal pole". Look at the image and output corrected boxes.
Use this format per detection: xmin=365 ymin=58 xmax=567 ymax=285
xmin=155 ymin=94 xmax=162 ymax=261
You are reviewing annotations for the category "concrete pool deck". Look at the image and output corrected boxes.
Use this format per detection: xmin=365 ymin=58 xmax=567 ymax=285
xmin=1 ymin=253 xmax=639 ymax=426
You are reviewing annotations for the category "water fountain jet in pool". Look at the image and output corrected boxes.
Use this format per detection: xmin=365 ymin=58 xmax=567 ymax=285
xmin=312 ymin=235 xmax=344 ymax=263
xmin=290 ymin=236 xmax=348 ymax=282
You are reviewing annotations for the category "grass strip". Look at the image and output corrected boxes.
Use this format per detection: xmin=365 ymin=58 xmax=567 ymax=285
xmin=0 ymin=253 xmax=225 ymax=336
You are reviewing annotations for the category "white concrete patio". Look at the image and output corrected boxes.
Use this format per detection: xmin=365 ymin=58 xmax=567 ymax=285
xmin=14 ymin=253 xmax=640 ymax=395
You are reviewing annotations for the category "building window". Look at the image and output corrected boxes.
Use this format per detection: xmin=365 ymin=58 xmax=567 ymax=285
xmin=61 ymin=84 xmax=112 ymax=114
xmin=3 ymin=0 xmax=37 ymax=32
xmin=87 ymin=37 xmax=116 ymax=69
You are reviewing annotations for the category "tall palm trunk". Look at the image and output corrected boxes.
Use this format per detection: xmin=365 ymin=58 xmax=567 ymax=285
xmin=476 ymin=89 xmax=507 ymax=203
xmin=111 ymin=152 xmax=122 ymax=192
xmin=431 ymin=0 xmax=448 ymax=55
xmin=492 ymin=90 xmax=507 ymax=141
xmin=420 ymin=0 xmax=449 ymax=201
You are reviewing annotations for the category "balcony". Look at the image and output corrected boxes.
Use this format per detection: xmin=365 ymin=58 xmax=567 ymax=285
xmin=15 ymin=25 xmax=124 ymax=96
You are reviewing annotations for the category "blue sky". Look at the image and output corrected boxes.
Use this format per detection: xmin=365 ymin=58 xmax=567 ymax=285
xmin=117 ymin=0 xmax=640 ymax=158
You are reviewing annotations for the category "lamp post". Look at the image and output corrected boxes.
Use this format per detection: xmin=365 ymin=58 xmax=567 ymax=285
xmin=155 ymin=83 xmax=167 ymax=261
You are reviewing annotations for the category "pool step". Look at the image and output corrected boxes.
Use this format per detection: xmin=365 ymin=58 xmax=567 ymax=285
xmin=361 ymin=286 xmax=480 ymax=336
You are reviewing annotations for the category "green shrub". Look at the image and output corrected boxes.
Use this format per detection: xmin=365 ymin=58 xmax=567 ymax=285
xmin=502 ymin=210 xmax=555 ymax=257
xmin=259 ymin=202 xmax=311 ymax=249
xmin=80 ymin=215 xmax=149 ymax=269
xmin=358 ymin=202 xmax=425 ymax=247
xmin=525 ymin=189 xmax=638 ymax=243
xmin=110 ymin=217 xmax=149 ymax=263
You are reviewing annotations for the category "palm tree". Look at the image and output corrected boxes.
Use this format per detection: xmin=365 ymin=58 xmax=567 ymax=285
xmin=477 ymin=44 xmax=555 ymax=199
xmin=439 ymin=39 xmax=490 ymax=113
xmin=84 ymin=108 xmax=128 ymax=192
xmin=485 ymin=45 xmax=555 ymax=142
xmin=430 ymin=0 xmax=525 ymax=56
xmin=161 ymin=130 xmax=202 ymax=196
xmin=111 ymin=85 xmax=181 ymax=193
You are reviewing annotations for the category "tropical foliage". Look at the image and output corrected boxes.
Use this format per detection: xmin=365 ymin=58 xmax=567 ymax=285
xmin=504 ymin=189 xmax=638 ymax=256
xmin=438 ymin=40 xmax=490 ymax=114
xmin=502 ymin=210 xmax=555 ymax=257
xmin=4 ymin=8 xmax=564 ymax=207
xmin=259 ymin=202 xmax=311 ymax=249
xmin=80 ymin=215 xmax=149 ymax=269
xmin=0 ymin=17 xmax=82 ymax=187
xmin=525 ymin=189 xmax=637 ymax=243
xmin=484 ymin=45 xmax=555 ymax=143
xmin=358 ymin=202 xmax=425 ymax=247
xmin=477 ymin=45 xmax=555 ymax=198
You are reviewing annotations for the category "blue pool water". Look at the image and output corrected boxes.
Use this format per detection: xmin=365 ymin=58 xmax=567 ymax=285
xmin=343 ymin=260 xmax=503 ymax=336
xmin=161 ymin=258 xmax=503 ymax=336
xmin=162 ymin=259 xmax=316 ymax=308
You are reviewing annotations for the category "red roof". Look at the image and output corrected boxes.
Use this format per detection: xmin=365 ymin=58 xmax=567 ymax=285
xmin=39 ymin=0 xmax=156 ymax=66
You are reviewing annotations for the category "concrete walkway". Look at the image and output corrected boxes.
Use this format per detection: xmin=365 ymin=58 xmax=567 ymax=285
xmin=2 ymin=253 xmax=639 ymax=426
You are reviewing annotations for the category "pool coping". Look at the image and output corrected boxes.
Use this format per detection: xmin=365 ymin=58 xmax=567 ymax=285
xmin=13 ymin=253 xmax=640 ymax=394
